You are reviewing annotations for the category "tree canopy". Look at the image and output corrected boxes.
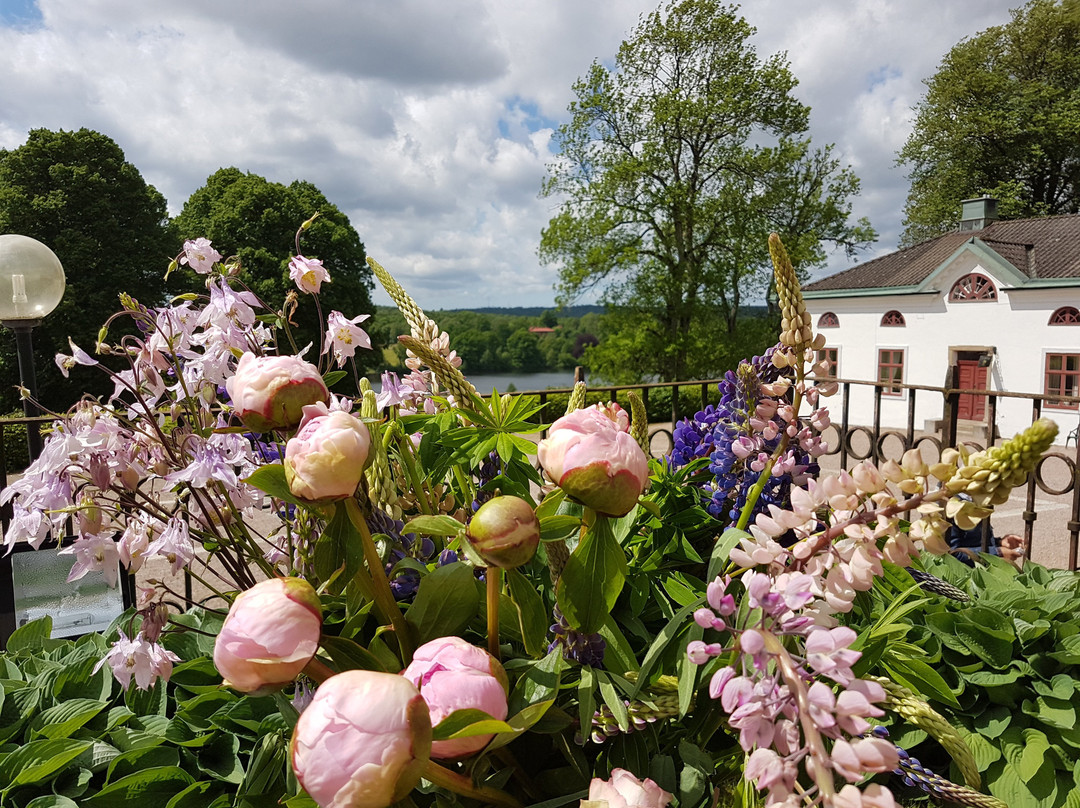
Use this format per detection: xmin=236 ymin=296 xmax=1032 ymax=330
xmin=0 ymin=128 xmax=175 ymax=412
xmin=539 ymin=0 xmax=874 ymax=383
xmin=172 ymin=168 xmax=373 ymax=366
xmin=899 ymin=0 xmax=1080 ymax=244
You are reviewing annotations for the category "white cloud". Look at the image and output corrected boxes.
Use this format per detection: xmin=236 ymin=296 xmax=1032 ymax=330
xmin=0 ymin=0 xmax=1018 ymax=309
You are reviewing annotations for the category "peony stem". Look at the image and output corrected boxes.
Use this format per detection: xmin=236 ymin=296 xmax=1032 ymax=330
xmin=423 ymin=760 xmax=522 ymax=808
xmin=346 ymin=499 xmax=416 ymax=663
xmin=486 ymin=566 xmax=502 ymax=661
xmin=303 ymin=656 xmax=336 ymax=683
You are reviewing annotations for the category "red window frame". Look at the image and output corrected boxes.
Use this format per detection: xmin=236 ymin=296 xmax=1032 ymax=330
xmin=816 ymin=347 xmax=838 ymax=379
xmin=949 ymin=273 xmax=997 ymax=301
xmin=1045 ymin=353 xmax=1080 ymax=410
xmin=1049 ymin=306 xmax=1080 ymax=325
xmin=880 ymin=310 xmax=906 ymax=327
xmin=818 ymin=312 xmax=840 ymax=328
xmin=877 ymin=349 xmax=905 ymax=397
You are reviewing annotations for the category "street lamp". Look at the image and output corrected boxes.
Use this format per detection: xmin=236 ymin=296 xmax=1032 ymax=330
xmin=0 ymin=234 xmax=66 ymax=459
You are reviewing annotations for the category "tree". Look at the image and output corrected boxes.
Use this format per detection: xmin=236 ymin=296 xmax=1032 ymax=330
xmin=172 ymin=168 xmax=373 ymax=368
xmin=539 ymin=0 xmax=874 ymax=382
xmin=899 ymin=0 xmax=1080 ymax=245
xmin=0 ymin=128 xmax=175 ymax=412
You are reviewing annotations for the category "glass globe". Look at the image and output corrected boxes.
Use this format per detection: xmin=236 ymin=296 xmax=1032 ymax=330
xmin=0 ymin=235 xmax=66 ymax=323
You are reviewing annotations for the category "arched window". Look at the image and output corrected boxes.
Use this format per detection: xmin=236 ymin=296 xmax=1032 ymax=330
xmin=881 ymin=310 xmax=906 ymax=327
xmin=818 ymin=312 xmax=839 ymax=328
xmin=949 ymin=273 xmax=997 ymax=301
xmin=1050 ymin=306 xmax=1080 ymax=325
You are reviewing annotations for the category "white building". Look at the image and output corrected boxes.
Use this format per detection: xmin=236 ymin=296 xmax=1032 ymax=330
xmin=802 ymin=198 xmax=1080 ymax=439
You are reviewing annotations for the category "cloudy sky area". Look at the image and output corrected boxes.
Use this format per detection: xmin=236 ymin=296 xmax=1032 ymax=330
xmin=0 ymin=0 xmax=1018 ymax=309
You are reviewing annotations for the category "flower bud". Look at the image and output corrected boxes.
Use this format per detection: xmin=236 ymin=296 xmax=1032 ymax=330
xmin=214 ymin=577 xmax=322 ymax=694
xmin=285 ymin=403 xmax=371 ymax=501
xmin=292 ymin=670 xmax=432 ymax=808
xmin=467 ymin=496 xmax=540 ymax=569
xmin=537 ymin=405 xmax=649 ymax=517
xmin=402 ymin=636 xmax=509 ymax=759
xmin=586 ymin=768 xmax=673 ymax=808
xmin=226 ymin=352 xmax=329 ymax=432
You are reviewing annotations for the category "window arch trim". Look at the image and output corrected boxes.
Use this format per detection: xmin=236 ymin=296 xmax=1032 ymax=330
xmin=881 ymin=310 xmax=906 ymax=327
xmin=949 ymin=273 xmax=997 ymax=302
xmin=818 ymin=311 xmax=839 ymax=328
xmin=1050 ymin=306 xmax=1080 ymax=325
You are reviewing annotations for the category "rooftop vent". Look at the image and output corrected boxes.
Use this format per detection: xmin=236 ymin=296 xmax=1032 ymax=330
xmin=959 ymin=196 xmax=999 ymax=232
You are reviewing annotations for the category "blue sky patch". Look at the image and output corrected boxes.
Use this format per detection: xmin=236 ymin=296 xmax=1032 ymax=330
xmin=0 ymin=0 xmax=43 ymax=29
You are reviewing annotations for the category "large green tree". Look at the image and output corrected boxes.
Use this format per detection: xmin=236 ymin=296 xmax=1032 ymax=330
xmin=0 ymin=128 xmax=175 ymax=412
xmin=899 ymin=0 xmax=1080 ymax=245
xmin=539 ymin=0 xmax=874 ymax=383
xmin=172 ymin=168 xmax=373 ymax=367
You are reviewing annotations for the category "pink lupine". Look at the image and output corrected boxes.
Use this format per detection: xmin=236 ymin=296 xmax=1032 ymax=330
xmin=291 ymin=670 xmax=431 ymax=808
xmin=214 ymin=577 xmax=322 ymax=694
xmin=401 ymin=636 xmax=509 ymax=759
xmin=284 ymin=403 xmax=371 ymax=501
xmin=537 ymin=405 xmax=649 ymax=517
xmin=586 ymin=768 xmax=673 ymax=808
xmin=226 ymin=352 xmax=329 ymax=432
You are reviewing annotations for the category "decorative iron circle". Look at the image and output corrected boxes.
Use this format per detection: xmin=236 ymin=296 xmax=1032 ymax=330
xmin=913 ymin=434 xmax=944 ymax=462
xmin=844 ymin=426 xmax=875 ymax=461
xmin=875 ymin=430 xmax=910 ymax=463
xmin=649 ymin=428 xmax=673 ymax=459
xmin=1034 ymin=452 xmax=1076 ymax=497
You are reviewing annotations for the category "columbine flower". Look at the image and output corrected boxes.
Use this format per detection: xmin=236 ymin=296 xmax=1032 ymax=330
xmin=289 ymin=255 xmax=331 ymax=294
xmin=323 ymin=310 xmax=371 ymax=368
xmin=180 ymin=238 xmax=222 ymax=274
xmin=54 ymin=337 xmax=98 ymax=378
xmin=60 ymin=533 xmax=120 ymax=587
xmin=376 ymin=371 xmax=409 ymax=410
xmin=94 ymin=630 xmax=180 ymax=690
xmin=146 ymin=514 xmax=194 ymax=574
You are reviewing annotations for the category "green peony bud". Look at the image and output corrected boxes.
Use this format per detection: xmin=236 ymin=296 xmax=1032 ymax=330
xmin=468 ymin=495 xmax=541 ymax=569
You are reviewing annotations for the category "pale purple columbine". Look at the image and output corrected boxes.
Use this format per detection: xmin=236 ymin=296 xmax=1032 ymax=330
xmin=180 ymin=237 xmax=222 ymax=274
xmin=146 ymin=515 xmax=194 ymax=574
xmin=54 ymin=337 xmax=99 ymax=378
xmin=94 ymin=629 xmax=180 ymax=690
xmin=289 ymin=255 xmax=330 ymax=294
xmin=323 ymin=311 xmax=371 ymax=368
xmin=376 ymin=371 xmax=409 ymax=410
xmin=201 ymin=278 xmax=261 ymax=330
xmin=60 ymin=533 xmax=121 ymax=587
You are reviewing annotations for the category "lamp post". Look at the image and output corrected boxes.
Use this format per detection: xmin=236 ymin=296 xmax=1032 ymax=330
xmin=0 ymin=235 xmax=66 ymax=460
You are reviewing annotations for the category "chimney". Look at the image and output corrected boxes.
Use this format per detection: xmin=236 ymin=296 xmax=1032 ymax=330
xmin=959 ymin=196 xmax=999 ymax=232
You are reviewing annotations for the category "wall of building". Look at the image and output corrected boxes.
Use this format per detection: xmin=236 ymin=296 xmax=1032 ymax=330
xmin=805 ymin=250 xmax=1079 ymax=439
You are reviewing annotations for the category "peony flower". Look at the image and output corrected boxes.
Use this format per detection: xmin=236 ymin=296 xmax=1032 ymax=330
xmin=323 ymin=310 xmax=372 ymax=368
xmin=292 ymin=670 xmax=431 ymax=808
xmin=467 ymin=495 xmax=540 ymax=569
xmin=585 ymin=768 xmax=673 ymax=808
xmin=214 ymin=577 xmax=322 ymax=694
xmin=226 ymin=352 xmax=329 ymax=432
xmin=537 ymin=405 xmax=649 ymax=516
xmin=402 ymin=636 xmax=509 ymax=759
xmin=289 ymin=254 xmax=331 ymax=294
xmin=284 ymin=403 xmax=370 ymax=501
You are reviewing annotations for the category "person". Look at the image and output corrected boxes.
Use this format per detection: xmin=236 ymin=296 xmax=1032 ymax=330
xmin=945 ymin=493 xmax=1025 ymax=567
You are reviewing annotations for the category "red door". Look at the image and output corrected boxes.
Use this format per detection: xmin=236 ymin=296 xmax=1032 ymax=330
xmin=957 ymin=360 xmax=987 ymax=420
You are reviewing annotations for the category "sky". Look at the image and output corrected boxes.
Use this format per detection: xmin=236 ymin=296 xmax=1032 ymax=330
xmin=0 ymin=0 xmax=1020 ymax=310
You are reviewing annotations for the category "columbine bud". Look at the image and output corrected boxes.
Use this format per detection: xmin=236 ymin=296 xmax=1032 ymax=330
xmin=537 ymin=405 xmax=650 ymax=517
xmin=284 ymin=403 xmax=371 ymax=501
xmin=468 ymin=496 xmax=540 ymax=569
xmin=292 ymin=670 xmax=432 ymax=808
xmin=214 ymin=577 xmax=322 ymax=694
xmin=402 ymin=636 xmax=509 ymax=759
xmin=226 ymin=352 xmax=329 ymax=432
xmin=586 ymin=768 xmax=673 ymax=808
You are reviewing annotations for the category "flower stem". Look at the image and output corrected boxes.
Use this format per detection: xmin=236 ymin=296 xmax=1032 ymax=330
xmin=423 ymin=760 xmax=522 ymax=808
xmin=302 ymin=656 xmax=336 ymax=683
xmin=346 ymin=499 xmax=416 ymax=663
xmin=486 ymin=567 xmax=502 ymax=660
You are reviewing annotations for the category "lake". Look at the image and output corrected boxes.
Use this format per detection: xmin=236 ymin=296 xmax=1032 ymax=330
xmin=375 ymin=371 xmax=578 ymax=395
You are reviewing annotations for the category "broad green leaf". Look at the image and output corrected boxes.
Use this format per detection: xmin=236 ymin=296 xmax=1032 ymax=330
xmin=319 ymin=635 xmax=387 ymax=672
xmin=431 ymin=709 xmax=513 ymax=741
xmin=882 ymin=657 xmax=960 ymax=708
xmin=508 ymin=648 xmax=563 ymax=716
xmin=0 ymin=739 xmax=93 ymax=789
xmin=85 ymin=766 xmax=194 ymax=806
xmin=539 ymin=514 xmax=583 ymax=542
xmin=405 ymin=562 xmax=479 ymax=644
xmin=557 ymin=517 xmax=627 ymax=633
xmin=598 ymin=615 xmax=639 ymax=674
xmin=6 ymin=617 xmax=54 ymax=654
xmin=1020 ymin=728 xmax=1051 ymax=780
xmin=596 ymin=671 xmax=629 ymax=731
xmin=954 ymin=609 xmax=1016 ymax=669
xmin=313 ymin=503 xmax=365 ymax=593
xmin=27 ymin=798 xmax=80 ymax=808
xmin=578 ymin=666 xmax=596 ymax=744
xmin=708 ymin=528 xmax=750 ymax=580
xmin=197 ymin=732 xmax=243 ymax=784
xmin=165 ymin=781 xmax=221 ymax=808
xmin=506 ymin=568 xmax=549 ymax=657
xmin=107 ymin=745 xmax=180 ymax=784
xmin=31 ymin=698 xmax=106 ymax=740
xmin=677 ymin=740 xmax=714 ymax=808
xmin=401 ymin=514 xmax=466 ymax=538
xmin=242 ymin=464 xmax=306 ymax=508
xmin=1049 ymin=633 xmax=1080 ymax=665
xmin=631 ymin=596 xmax=705 ymax=698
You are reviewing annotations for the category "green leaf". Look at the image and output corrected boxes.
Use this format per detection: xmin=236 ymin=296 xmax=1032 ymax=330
xmin=405 ymin=562 xmax=479 ymax=644
xmin=6 ymin=616 xmax=55 ymax=654
xmin=27 ymin=798 xmax=80 ymax=808
xmin=197 ymin=732 xmax=243 ymax=784
xmin=85 ymin=766 xmax=194 ymax=806
xmin=322 ymin=370 xmax=347 ymax=387
xmin=954 ymin=609 xmax=1016 ymax=669
xmin=556 ymin=517 xmax=627 ymax=633
xmin=1049 ymin=633 xmax=1080 ymax=665
xmin=319 ymin=635 xmax=387 ymax=672
xmin=883 ymin=656 xmax=960 ymax=708
xmin=242 ymin=464 xmax=306 ymax=508
xmin=1019 ymin=728 xmax=1052 ymax=780
xmin=0 ymin=738 xmax=91 ymax=791
xmin=577 ymin=666 xmax=596 ymax=744
xmin=107 ymin=746 xmax=180 ymax=784
xmin=596 ymin=671 xmax=629 ymax=731
xmin=539 ymin=514 xmax=583 ymax=543
xmin=165 ymin=781 xmax=221 ymax=808
xmin=506 ymin=568 xmax=549 ymax=657
xmin=431 ymin=709 xmax=513 ymax=741
xmin=708 ymin=528 xmax=749 ymax=580
xmin=313 ymin=503 xmax=365 ymax=593
xmin=31 ymin=698 xmax=107 ymax=740
xmin=508 ymin=648 xmax=563 ymax=716
xmin=401 ymin=514 xmax=466 ymax=538
xmin=631 ymin=596 xmax=705 ymax=698
xmin=598 ymin=615 xmax=639 ymax=674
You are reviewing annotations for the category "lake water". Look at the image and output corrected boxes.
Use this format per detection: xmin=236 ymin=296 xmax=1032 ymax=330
xmin=374 ymin=371 xmax=577 ymax=395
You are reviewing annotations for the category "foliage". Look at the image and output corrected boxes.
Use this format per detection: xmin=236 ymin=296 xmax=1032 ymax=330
xmin=540 ymin=0 xmax=875 ymax=382
xmin=0 ymin=128 xmax=175 ymax=412
xmin=0 ymin=612 xmax=296 ymax=808
xmin=898 ymin=0 xmax=1080 ymax=244
xmin=172 ymin=167 xmax=373 ymax=372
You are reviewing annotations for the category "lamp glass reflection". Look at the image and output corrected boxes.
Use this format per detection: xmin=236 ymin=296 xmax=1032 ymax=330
xmin=0 ymin=235 xmax=66 ymax=322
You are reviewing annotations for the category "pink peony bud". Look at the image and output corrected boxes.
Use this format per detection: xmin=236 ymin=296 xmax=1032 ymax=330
xmin=401 ymin=636 xmax=509 ymax=759
xmin=292 ymin=670 xmax=432 ymax=808
xmin=585 ymin=768 xmax=673 ymax=808
xmin=468 ymin=495 xmax=540 ymax=569
xmin=226 ymin=352 xmax=329 ymax=432
xmin=214 ymin=577 xmax=322 ymax=694
xmin=537 ymin=405 xmax=649 ymax=517
xmin=284 ymin=403 xmax=371 ymax=501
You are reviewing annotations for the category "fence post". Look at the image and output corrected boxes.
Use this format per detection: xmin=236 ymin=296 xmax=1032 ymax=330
xmin=670 ymin=382 xmax=679 ymax=427
xmin=943 ymin=366 xmax=960 ymax=450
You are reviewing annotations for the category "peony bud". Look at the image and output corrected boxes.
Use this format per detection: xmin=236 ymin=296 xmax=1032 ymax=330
xmin=226 ymin=352 xmax=329 ymax=432
xmin=401 ymin=636 xmax=509 ymax=759
xmin=468 ymin=496 xmax=540 ymax=569
xmin=284 ymin=403 xmax=371 ymax=501
xmin=537 ymin=405 xmax=649 ymax=517
xmin=292 ymin=670 xmax=432 ymax=808
xmin=214 ymin=577 xmax=322 ymax=694
xmin=585 ymin=768 xmax=673 ymax=808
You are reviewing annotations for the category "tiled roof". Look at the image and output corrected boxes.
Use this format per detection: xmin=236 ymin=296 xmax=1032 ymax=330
xmin=804 ymin=214 xmax=1080 ymax=292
